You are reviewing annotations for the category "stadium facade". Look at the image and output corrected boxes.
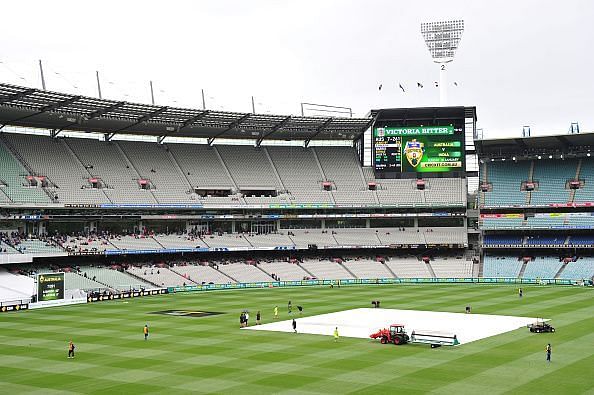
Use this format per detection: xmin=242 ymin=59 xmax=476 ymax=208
xmin=0 ymin=82 xmax=592 ymax=305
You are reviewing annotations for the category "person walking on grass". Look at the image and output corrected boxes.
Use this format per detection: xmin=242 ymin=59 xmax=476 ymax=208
xmin=274 ymin=305 xmax=279 ymax=319
xmin=256 ymin=311 xmax=261 ymax=325
xmin=546 ymin=343 xmax=551 ymax=363
xmin=144 ymin=324 xmax=149 ymax=340
xmin=333 ymin=327 xmax=339 ymax=342
xmin=292 ymin=319 xmax=297 ymax=333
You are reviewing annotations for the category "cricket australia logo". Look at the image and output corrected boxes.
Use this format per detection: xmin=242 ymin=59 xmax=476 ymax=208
xmin=404 ymin=139 xmax=424 ymax=168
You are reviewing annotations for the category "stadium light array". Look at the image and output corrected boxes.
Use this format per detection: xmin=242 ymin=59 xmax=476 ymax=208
xmin=421 ymin=20 xmax=465 ymax=106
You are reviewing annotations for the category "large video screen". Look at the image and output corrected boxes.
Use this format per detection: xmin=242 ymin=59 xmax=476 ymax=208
xmin=37 ymin=273 xmax=65 ymax=302
xmin=374 ymin=125 xmax=464 ymax=174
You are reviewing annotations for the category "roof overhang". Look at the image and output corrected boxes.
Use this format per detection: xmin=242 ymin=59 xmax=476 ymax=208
xmin=0 ymin=83 xmax=371 ymax=141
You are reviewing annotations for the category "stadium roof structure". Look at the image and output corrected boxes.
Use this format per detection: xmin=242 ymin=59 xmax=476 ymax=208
xmin=476 ymin=132 xmax=594 ymax=157
xmin=0 ymin=83 xmax=372 ymax=144
xmin=369 ymin=106 xmax=477 ymax=124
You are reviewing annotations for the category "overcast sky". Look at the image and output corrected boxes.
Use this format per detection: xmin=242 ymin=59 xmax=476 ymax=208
xmin=1 ymin=0 xmax=593 ymax=138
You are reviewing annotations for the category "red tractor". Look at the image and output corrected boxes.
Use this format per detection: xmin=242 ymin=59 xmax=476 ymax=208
xmin=370 ymin=324 xmax=410 ymax=345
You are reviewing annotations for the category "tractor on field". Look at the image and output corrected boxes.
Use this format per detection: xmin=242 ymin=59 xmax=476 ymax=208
xmin=528 ymin=319 xmax=555 ymax=333
xmin=370 ymin=324 xmax=410 ymax=345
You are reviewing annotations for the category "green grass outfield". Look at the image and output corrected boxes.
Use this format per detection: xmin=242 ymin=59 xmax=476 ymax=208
xmin=0 ymin=284 xmax=592 ymax=394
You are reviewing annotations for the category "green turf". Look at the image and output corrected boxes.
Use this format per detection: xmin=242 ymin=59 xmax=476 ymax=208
xmin=0 ymin=284 xmax=592 ymax=394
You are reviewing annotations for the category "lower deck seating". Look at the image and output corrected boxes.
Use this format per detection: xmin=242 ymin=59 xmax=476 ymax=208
xmin=79 ymin=267 xmax=153 ymax=291
xmin=216 ymin=263 xmax=274 ymax=282
xmin=108 ymin=236 xmax=164 ymax=251
xmin=522 ymin=257 xmax=563 ymax=279
xmin=62 ymin=236 xmax=112 ymax=253
xmin=341 ymin=258 xmax=392 ymax=279
xmin=482 ymin=255 xmax=523 ymax=278
xmin=64 ymin=272 xmax=107 ymax=291
xmin=558 ymin=259 xmax=594 ymax=280
xmin=257 ymin=261 xmax=311 ymax=281
xmin=298 ymin=260 xmax=355 ymax=280
xmin=126 ymin=266 xmax=188 ymax=287
xmin=153 ymin=234 xmax=208 ymax=249
xmin=384 ymin=257 xmax=432 ymax=278
xmin=429 ymin=258 xmax=473 ymax=278
xmin=170 ymin=263 xmax=234 ymax=284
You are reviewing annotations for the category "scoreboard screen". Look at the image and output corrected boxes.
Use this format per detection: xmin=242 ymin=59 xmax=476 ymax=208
xmin=374 ymin=125 xmax=464 ymax=174
xmin=37 ymin=273 xmax=65 ymax=302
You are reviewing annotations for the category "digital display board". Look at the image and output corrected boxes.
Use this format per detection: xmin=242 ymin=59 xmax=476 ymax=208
xmin=374 ymin=125 xmax=464 ymax=174
xmin=37 ymin=273 xmax=65 ymax=302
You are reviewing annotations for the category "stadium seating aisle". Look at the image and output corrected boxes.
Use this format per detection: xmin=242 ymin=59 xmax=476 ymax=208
xmin=64 ymin=271 xmax=108 ymax=291
xmin=217 ymin=263 xmax=274 ymax=282
xmin=0 ymin=139 xmax=51 ymax=204
xmin=244 ymin=233 xmax=295 ymax=248
xmin=4 ymin=134 xmax=110 ymax=204
xmin=299 ymin=259 xmax=355 ymax=280
xmin=428 ymin=257 xmax=473 ymax=278
xmin=217 ymin=145 xmax=280 ymax=189
xmin=257 ymin=260 xmax=311 ymax=281
xmin=558 ymin=258 xmax=594 ymax=280
xmin=522 ymin=257 xmax=563 ymax=279
xmin=202 ymin=234 xmax=252 ymax=248
xmin=126 ymin=266 xmax=190 ymax=287
xmin=62 ymin=235 xmax=112 ymax=254
xmin=267 ymin=147 xmax=333 ymax=204
xmin=332 ymin=228 xmax=381 ymax=246
xmin=375 ymin=179 xmax=424 ymax=206
xmin=117 ymin=141 xmax=193 ymax=203
xmin=152 ymin=234 xmax=208 ymax=249
xmin=78 ymin=266 xmax=153 ymax=291
xmin=314 ymin=147 xmax=376 ymax=205
xmin=530 ymin=159 xmax=575 ymax=205
xmin=65 ymin=137 xmax=157 ymax=204
xmin=384 ymin=257 xmax=432 ymax=278
xmin=340 ymin=258 xmax=392 ymax=279
xmin=0 ymin=239 xmax=19 ymax=254
xmin=167 ymin=143 xmax=234 ymax=189
xmin=482 ymin=160 xmax=530 ymax=207
xmin=287 ymin=230 xmax=338 ymax=248
xmin=568 ymin=235 xmax=594 ymax=246
xmin=482 ymin=255 xmax=523 ymax=278
xmin=108 ymin=235 xmax=164 ymax=251
xmin=169 ymin=263 xmax=234 ymax=284
xmin=574 ymin=160 xmax=594 ymax=203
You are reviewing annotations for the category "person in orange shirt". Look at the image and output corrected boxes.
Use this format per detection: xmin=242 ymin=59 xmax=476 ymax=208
xmin=67 ymin=340 xmax=75 ymax=358
xmin=143 ymin=324 xmax=149 ymax=340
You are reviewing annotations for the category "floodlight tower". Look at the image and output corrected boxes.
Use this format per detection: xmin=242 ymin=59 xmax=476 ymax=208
xmin=421 ymin=20 xmax=465 ymax=106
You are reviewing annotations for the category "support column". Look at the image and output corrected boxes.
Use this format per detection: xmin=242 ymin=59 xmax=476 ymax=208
xmin=321 ymin=219 xmax=326 ymax=229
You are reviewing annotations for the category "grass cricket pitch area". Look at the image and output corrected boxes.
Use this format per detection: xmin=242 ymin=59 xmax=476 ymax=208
xmin=0 ymin=284 xmax=592 ymax=394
